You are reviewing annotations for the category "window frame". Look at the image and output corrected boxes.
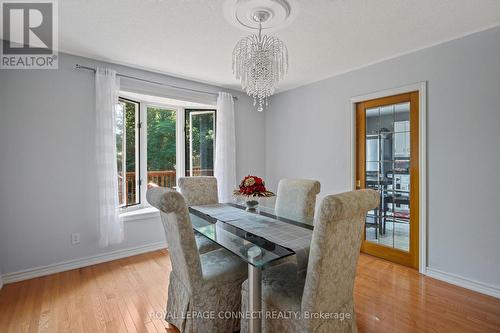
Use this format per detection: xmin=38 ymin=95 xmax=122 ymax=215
xmin=184 ymin=109 xmax=216 ymax=177
xmin=117 ymin=97 xmax=141 ymax=209
xmin=140 ymin=102 xmax=183 ymax=206
xmin=117 ymin=95 xmax=217 ymax=213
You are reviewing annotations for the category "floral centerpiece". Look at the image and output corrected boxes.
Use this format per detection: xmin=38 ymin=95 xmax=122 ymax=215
xmin=234 ymin=175 xmax=275 ymax=211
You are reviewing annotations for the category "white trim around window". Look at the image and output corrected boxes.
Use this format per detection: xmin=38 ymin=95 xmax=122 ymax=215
xmin=131 ymin=101 xmax=184 ymax=213
xmin=120 ymin=96 xmax=216 ymax=215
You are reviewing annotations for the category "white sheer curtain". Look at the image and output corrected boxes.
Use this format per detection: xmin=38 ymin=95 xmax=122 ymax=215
xmin=95 ymin=68 xmax=123 ymax=247
xmin=215 ymin=92 xmax=236 ymax=203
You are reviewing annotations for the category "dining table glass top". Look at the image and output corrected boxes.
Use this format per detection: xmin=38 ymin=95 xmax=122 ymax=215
xmin=189 ymin=203 xmax=314 ymax=268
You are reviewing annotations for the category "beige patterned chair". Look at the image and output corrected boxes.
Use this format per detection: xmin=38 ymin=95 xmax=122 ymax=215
xmin=275 ymin=179 xmax=321 ymax=219
xmin=241 ymin=189 xmax=379 ymax=333
xmin=178 ymin=176 xmax=221 ymax=253
xmin=178 ymin=176 xmax=219 ymax=206
xmin=147 ymin=187 xmax=247 ymax=333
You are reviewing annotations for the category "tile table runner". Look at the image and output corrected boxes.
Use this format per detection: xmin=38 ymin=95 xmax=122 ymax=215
xmin=192 ymin=204 xmax=312 ymax=270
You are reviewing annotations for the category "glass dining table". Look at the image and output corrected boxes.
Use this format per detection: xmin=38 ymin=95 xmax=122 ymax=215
xmin=188 ymin=203 xmax=314 ymax=333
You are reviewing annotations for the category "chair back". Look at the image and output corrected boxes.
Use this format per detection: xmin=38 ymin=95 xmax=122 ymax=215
xmin=178 ymin=176 xmax=219 ymax=206
xmin=301 ymin=189 xmax=379 ymax=315
xmin=275 ymin=179 xmax=321 ymax=219
xmin=147 ymin=187 xmax=202 ymax=292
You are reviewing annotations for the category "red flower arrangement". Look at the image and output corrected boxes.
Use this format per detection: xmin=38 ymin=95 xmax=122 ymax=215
xmin=234 ymin=175 xmax=275 ymax=197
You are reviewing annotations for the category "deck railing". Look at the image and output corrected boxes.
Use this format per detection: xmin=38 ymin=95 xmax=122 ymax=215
xmin=120 ymin=169 xmax=214 ymax=204
xmin=146 ymin=170 xmax=177 ymax=188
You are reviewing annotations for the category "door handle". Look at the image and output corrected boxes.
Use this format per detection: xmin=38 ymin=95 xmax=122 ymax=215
xmin=356 ymin=180 xmax=361 ymax=189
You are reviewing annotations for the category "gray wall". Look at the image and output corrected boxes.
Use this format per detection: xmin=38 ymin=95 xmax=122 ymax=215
xmin=1 ymin=27 xmax=499 ymax=292
xmin=0 ymin=53 xmax=265 ymax=275
xmin=265 ymin=26 xmax=500 ymax=287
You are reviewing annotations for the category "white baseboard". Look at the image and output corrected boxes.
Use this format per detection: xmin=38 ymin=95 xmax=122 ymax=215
xmin=426 ymin=267 xmax=500 ymax=299
xmin=1 ymin=242 xmax=167 ymax=285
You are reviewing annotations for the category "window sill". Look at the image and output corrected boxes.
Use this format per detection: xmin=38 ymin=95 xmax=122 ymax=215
xmin=120 ymin=207 xmax=160 ymax=222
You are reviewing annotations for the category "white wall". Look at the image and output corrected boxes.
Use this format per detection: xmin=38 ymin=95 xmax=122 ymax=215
xmin=265 ymin=26 xmax=500 ymax=289
xmin=0 ymin=53 xmax=265 ymax=276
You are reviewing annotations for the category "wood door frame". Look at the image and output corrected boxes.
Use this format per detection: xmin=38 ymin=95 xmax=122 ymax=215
xmin=348 ymin=82 xmax=427 ymax=273
xmin=357 ymin=92 xmax=419 ymax=268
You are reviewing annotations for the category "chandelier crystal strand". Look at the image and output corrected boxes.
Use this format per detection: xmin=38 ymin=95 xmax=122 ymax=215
xmin=232 ymin=18 xmax=288 ymax=112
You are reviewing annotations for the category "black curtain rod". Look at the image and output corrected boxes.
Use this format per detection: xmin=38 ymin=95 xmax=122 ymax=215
xmin=75 ymin=64 xmax=237 ymax=100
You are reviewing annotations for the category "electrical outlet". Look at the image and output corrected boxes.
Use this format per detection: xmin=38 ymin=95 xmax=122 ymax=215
xmin=71 ymin=233 xmax=80 ymax=245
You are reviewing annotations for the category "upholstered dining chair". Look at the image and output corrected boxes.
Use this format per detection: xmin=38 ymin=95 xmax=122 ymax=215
xmin=178 ymin=176 xmax=219 ymax=206
xmin=241 ymin=189 xmax=379 ymax=333
xmin=178 ymin=176 xmax=221 ymax=253
xmin=275 ymin=179 xmax=321 ymax=219
xmin=147 ymin=187 xmax=247 ymax=333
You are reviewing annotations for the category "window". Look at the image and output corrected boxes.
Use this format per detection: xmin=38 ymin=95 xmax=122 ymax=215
xmin=185 ymin=109 xmax=216 ymax=176
xmin=116 ymin=98 xmax=140 ymax=207
xmin=115 ymin=96 xmax=216 ymax=210
xmin=147 ymin=106 xmax=177 ymax=188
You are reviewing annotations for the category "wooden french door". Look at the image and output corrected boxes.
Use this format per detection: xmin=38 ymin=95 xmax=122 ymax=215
xmin=356 ymin=92 xmax=419 ymax=269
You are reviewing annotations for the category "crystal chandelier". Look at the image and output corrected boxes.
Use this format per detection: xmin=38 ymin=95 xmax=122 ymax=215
xmin=232 ymin=11 xmax=288 ymax=112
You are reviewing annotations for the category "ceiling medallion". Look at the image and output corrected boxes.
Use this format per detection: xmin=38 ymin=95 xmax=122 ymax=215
xmin=228 ymin=0 xmax=296 ymax=112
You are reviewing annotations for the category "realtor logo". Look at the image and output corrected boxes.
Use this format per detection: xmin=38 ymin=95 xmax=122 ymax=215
xmin=1 ymin=0 xmax=58 ymax=69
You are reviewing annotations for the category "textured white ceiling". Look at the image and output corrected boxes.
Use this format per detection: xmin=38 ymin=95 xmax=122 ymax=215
xmin=60 ymin=0 xmax=500 ymax=92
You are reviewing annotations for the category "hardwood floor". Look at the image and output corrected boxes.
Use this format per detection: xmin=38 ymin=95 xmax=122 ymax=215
xmin=355 ymin=255 xmax=500 ymax=332
xmin=0 ymin=250 xmax=499 ymax=333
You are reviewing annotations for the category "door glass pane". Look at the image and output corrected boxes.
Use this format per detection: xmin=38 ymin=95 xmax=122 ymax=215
xmin=365 ymin=101 xmax=410 ymax=252
xmin=395 ymin=102 xmax=410 ymax=123
xmin=366 ymin=107 xmax=380 ymax=135
xmin=185 ymin=110 xmax=215 ymax=176
xmin=147 ymin=107 xmax=177 ymax=188
xmin=379 ymin=105 xmax=394 ymax=133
